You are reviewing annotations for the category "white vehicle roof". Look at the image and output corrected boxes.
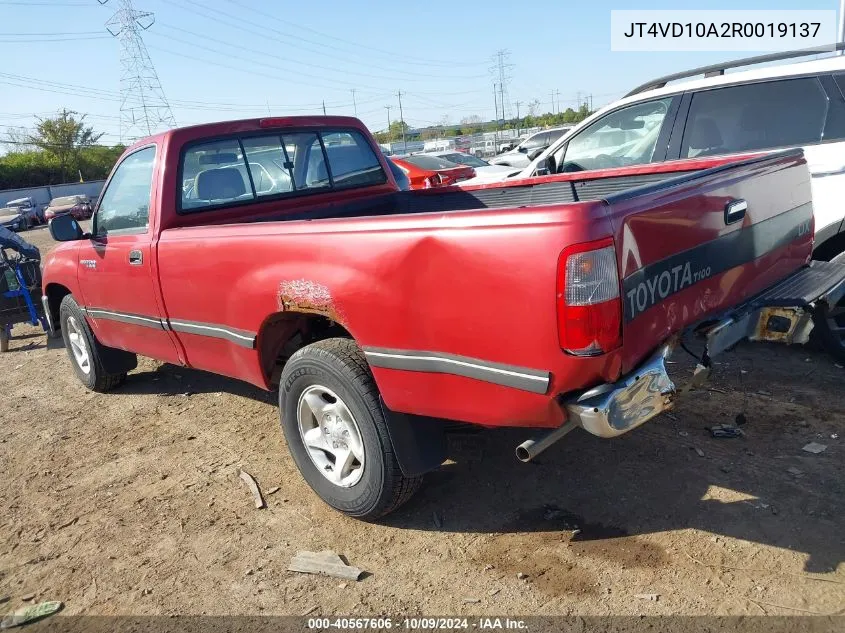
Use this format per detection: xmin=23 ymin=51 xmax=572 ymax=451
xmin=523 ymin=52 xmax=845 ymax=176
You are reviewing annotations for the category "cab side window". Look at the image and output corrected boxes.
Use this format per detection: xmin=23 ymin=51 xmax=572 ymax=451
xmin=95 ymin=146 xmax=156 ymax=236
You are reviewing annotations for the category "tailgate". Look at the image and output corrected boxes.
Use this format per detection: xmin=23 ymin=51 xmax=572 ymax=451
xmin=605 ymin=150 xmax=813 ymax=373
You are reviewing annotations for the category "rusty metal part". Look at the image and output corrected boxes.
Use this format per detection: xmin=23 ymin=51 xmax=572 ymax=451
xmin=750 ymin=307 xmax=814 ymax=344
xmin=704 ymin=306 xmax=814 ymax=358
xmin=278 ymin=279 xmax=343 ymax=322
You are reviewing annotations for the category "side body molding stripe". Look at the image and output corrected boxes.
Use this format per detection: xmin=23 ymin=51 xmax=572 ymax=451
xmin=82 ymin=308 xmax=165 ymax=330
xmin=363 ymin=347 xmax=551 ymax=394
xmin=81 ymin=307 xmax=256 ymax=348
xmin=168 ymin=319 xmax=256 ymax=348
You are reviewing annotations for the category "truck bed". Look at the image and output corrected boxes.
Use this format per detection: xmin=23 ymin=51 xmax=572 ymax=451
xmin=238 ymin=155 xmax=745 ymax=225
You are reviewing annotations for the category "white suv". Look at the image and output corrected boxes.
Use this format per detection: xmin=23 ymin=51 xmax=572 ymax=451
xmin=516 ymin=49 xmax=845 ymax=357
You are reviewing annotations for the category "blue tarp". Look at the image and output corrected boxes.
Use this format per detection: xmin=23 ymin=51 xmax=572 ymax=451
xmin=0 ymin=226 xmax=40 ymax=260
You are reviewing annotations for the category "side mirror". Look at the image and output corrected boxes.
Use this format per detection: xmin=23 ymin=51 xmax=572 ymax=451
xmin=517 ymin=146 xmax=528 ymax=153
xmin=528 ymin=148 xmax=545 ymax=161
xmin=49 ymin=214 xmax=84 ymax=242
xmin=535 ymin=155 xmax=557 ymax=176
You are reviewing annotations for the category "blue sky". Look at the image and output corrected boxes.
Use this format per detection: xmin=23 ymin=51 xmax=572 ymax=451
xmin=0 ymin=0 xmax=840 ymax=143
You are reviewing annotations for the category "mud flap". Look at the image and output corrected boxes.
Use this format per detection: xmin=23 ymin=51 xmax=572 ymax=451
xmin=379 ymin=397 xmax=448 ymax=477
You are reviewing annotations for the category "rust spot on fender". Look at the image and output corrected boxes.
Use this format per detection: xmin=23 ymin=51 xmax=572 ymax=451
xmin=278 ymin=279 xmax=342 ymax=322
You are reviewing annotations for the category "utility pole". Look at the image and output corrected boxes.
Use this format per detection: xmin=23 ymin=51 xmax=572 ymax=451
xmin=351 ymin=88 xmax=357 ymax=117
xmin=589 ymin=94 xmax=593 ymax=112
xmin=384 ymin=105 xmax=391 ymax=134
xmin=322 ymin=100 xmax=326 ymax=115
xmin=493 ymin=83 xmax=499 ymax=142
xmin=550 ymin=90 xmax=554 ymax=114
xmin=839 ymin=0 xmax=844 ymax=54
xmin=515 ymin=100 xmax=521 ymax=136
xmin=99 ymin=0 xmax=175 ymax=142
xmin=397 ymin=90 xmax=407 ymax=153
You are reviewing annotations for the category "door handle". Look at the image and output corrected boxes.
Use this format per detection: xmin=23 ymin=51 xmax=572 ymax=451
xmin=724 ymin=199 xmax=747 ymax=225
xmin=128 ymin=250 xmax=143 ymax=265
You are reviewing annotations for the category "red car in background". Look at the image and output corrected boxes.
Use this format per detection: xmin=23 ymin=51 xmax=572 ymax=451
xmin=390 ymin=154 xmax=475 ymax=189
xmin=44 ymin=195 xmax=94 ymax=222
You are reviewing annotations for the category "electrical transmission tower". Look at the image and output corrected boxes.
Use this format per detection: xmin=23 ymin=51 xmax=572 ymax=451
xmin=99 ymin=0 xmax=176 ymax=142
xmin=490 ymin=49 xmax=514 ymax=121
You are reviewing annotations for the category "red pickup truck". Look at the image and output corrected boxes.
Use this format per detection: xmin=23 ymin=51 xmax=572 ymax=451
xmin=42 ymin=116 xmax=845 ymax=520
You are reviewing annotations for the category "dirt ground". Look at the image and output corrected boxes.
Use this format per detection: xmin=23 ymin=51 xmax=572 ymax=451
xmin=0 ymin=225 xmax=843 ymax=618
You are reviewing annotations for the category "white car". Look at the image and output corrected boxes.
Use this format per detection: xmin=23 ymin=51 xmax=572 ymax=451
xmin=506 ymin=47 xmax=845 ymax=357
xmin=424 ymin=151 xmax=518 ymax=183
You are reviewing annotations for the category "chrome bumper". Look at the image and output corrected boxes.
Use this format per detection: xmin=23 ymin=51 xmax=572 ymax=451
xmin=564 ymin=345 xmax=676 ymax=438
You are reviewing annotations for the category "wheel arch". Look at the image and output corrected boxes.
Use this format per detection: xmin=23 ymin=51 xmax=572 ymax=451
xmin=256 ymin=310 xmax=355 ymax=388
xmin=813 ymin=225 xmax=845 ymax=262
xmin=45 ymin=282 xmax=73 ymax=331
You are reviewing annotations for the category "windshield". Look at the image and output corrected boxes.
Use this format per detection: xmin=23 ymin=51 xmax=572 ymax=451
xmin=557 ymin=98 xmax=673 ymax=172
xmin=440 ymin=153 xmax=488 ymax=167
xmin=403 ymin=154 xmax=460 ymax=170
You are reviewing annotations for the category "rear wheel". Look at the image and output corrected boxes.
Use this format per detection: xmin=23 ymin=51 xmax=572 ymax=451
xmin=59 ymin=295 xmax=128 ymax=391
xmin=279 ymin=338 xmax=422 ymax=520
xmin=813 ymin=251 xmax=845 ymax=363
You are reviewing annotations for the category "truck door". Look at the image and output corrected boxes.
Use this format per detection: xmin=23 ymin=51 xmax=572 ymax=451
xmin=76 ymin=144 xmax=181 ymax=364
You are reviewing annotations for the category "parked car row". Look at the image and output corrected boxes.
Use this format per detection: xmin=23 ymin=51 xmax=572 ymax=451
xmin=0 ymin=195 xmax=93 ymax=231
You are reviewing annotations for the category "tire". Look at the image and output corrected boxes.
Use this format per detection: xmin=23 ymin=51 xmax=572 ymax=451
xmin=812 ymin=251 xmax=845 ymax=363
xmin=279 ymin=338 xmax=422 ymax=520
xmin=59 ymin=295 xmax=128 ymax=392
xmin=0 ymin=328 xmax=9 ymax=352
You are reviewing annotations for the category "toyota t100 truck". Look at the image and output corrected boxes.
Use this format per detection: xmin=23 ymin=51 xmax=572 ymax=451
xmin=41 ymin=116 xmax=845 ymax=519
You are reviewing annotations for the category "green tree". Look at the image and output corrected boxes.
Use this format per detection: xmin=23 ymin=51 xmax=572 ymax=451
xmin=27 ymin=109 xmax=104 ymax=182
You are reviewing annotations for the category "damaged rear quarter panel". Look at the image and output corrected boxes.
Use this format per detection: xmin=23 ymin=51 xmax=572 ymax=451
xmin=156 ymin=201 xmax=618 ymax=428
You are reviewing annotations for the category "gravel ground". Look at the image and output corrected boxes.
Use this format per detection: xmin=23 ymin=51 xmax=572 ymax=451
xmin=0 ymin=225 xmax=842 ymax=618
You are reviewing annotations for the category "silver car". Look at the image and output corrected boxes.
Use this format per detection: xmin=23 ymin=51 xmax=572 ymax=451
xmin=488 ymin=127 xmax=570 ymax=168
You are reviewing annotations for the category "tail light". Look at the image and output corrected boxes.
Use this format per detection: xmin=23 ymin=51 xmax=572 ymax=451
xmin=557 ymin=238 xmax=622 ymax=356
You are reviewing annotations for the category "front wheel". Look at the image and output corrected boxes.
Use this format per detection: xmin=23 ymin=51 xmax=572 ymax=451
xmin=279 ymin=338 xmax=422 ymax=520
xmin=59 ymin=295 xmax=128 ymax=392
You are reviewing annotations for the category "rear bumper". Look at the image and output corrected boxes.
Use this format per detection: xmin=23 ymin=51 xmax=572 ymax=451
xmin=564 ymin=344 xmax=676 ymax=438
xmin=564 ymin=261 xmax=845 ymax=440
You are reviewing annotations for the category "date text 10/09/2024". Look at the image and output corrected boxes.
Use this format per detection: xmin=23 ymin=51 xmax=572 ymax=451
xmin=307 ymin=618 xmax=528 ymax=630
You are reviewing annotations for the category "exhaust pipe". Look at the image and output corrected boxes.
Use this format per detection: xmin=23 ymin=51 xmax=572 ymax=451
xmin=515 ymin=420 xmax=577 ymax=462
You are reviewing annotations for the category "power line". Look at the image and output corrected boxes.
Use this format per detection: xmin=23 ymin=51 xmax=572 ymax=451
xmin=0 ymin=30 xmax=103 ymax=35
xmin=167 ymin=0 xmax=488 ymax=81
xmin=220 ymin=0 xmax=487 ymax=68
xmin=100 ymin=0 xmax=176 ymax=142
xmin=0 ymin=35 xmax=111 ymax=42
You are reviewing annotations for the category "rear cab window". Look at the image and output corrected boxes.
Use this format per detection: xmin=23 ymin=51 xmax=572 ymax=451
xmin=179 ymin=128 xmax=386 ymax=212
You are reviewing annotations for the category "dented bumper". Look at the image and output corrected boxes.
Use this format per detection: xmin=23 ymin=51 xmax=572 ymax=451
xmin=564 ymin=344 xmax=676 ymax=438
